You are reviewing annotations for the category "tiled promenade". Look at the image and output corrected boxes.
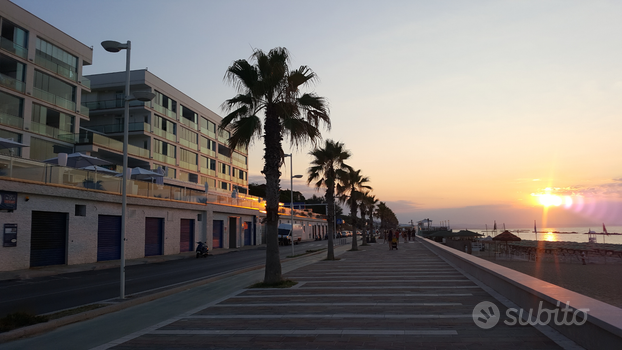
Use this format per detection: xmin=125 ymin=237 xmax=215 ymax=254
xmin=98 ymin=241 xmax=565 ymax=349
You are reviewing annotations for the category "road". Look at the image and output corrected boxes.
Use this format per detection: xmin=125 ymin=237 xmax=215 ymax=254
xmin=0 ymin=240 xmax=337 ymax=318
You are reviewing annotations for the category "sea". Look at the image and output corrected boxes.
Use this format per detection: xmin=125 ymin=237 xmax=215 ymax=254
xmin=470 ymin=226 xmax=622 ymax=245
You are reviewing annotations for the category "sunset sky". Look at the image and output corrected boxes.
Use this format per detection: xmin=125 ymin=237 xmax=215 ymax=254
xmin=14 ymin=0 xmax=622 ymax=227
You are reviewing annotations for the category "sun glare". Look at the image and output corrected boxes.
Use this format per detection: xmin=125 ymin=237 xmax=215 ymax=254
xmin=538 ymin=194 xmax=562 ymax=207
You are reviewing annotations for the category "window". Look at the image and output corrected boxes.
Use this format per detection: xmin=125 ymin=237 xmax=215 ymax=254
xmin=154 ymin=90 xmax=176 ymax=111
xmin=218 ymin=144 xmax=231 ymax=157
xmin=209 ymin=158 xmax=216 ymax=171
xmin=36 ymin=38 xmax=78 ymax=80
xmin=0 ymin=90 xmax=23 ymax=119
xmin=220 ymin=163 xmax=230 ymax=175
xmin=180 ymin=105 xmax=197 ymax=123
xmin=1 ymin=20 xmax=28 ymax=57
xmin=221 ymin=181 xmax=230 ymax=190
xmin=0 ymin=54 xmax=26 ymax=91
xmin=34 ymin=70 xmax=76 ymax=103
xmin=179 ymin=148 xmax=198 ymax=165
xmin=32 ymin=103 xmax=74 ymax=133
xmin=200 ymin=136 xmax=215 ymax=151
xmin=153 ymin=139 xmax=175 ymax=157
xmin=0 ymin=129 xmax=21 ymax=156
xmin=179 ymin=127 xmax=198 ymax=144
xmin=237 ymin=169 xmax=246 ymax=180
xmin=154 ymin=115 xmax=176 ymax=134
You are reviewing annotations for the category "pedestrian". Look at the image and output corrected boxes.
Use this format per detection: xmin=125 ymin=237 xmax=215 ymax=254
xmin=388 ymin=229 xmax=393 ymax=250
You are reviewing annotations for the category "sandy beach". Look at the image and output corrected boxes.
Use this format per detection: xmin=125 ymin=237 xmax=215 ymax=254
xmin=476 ymin=255 xmax=622 ymax=309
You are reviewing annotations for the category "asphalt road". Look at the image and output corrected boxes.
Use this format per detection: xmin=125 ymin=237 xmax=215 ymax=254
xmin=0 ymin=240 xmax=334 ymax=318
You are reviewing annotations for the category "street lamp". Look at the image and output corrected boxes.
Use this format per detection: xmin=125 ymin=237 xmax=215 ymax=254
xmin=284 ymin=153 xmax=302 ymax=257
xmin=101 ymin=40 xmax=155 ymax=299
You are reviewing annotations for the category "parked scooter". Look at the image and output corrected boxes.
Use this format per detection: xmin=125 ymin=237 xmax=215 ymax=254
xmin=196 ymin=241 xmax=208 ymax=258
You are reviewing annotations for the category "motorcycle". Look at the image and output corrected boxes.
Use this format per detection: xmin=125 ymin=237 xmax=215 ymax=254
xmin=195 ymin=241 xmax=208 ymax=258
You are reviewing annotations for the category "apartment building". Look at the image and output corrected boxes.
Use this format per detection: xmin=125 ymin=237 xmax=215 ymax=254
xmin=0 ymin=0 xmax=92 ymax=159
xmin=81 ymin=70 xmax=249 ymax=195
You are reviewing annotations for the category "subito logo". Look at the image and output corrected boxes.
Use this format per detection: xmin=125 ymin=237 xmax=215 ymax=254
xmin=472 ymin=301 xmax=500 ymax=329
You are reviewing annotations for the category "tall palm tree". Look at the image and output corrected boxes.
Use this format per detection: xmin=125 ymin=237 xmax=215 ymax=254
xmin=221 ymin=47 xmax=330 ymax=283
xmin=307 ymin=140 xmax=351 ymax=260
xmin=338 ymin=168 xmax=371 ymax=251
xmin=366 ymin=194 xmax=378 ymax=240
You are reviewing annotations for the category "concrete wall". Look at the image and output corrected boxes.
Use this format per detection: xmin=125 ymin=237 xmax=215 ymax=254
xmin=419 ymin=237 xmax=622 ymax=350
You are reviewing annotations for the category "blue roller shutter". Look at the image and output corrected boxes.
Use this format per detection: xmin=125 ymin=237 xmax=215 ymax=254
xmin=97 ymin=215 xmax=121 ymax=261
xmin=212 ymin=220 xmax=223 ymax=248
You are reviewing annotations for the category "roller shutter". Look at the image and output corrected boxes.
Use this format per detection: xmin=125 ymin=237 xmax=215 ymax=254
xmin=213 ymin=220 xmax=223 ymax=248
xmin=145 ymin=217 xmax=163 ymax=256
xmin=97 ymin=215 xmax=121 ymax=261
xmin=180 ymin=219 xmax=194 ymax=252
xmin=30 ymin=211 xmax=67 ymax=267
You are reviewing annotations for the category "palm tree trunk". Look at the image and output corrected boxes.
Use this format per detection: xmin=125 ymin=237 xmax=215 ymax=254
xmin=263 ymin=111 xmax=283 ymax=284
xmin=326 ymin=189 xmax=335 ymax=260
xmin=350 ymin=200 xmax=358 ymax=251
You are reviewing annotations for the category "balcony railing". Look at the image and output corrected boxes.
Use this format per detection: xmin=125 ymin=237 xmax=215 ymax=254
xmin=0 ymin=73 xmax=26 ymax=93
xmin=30 ymin=121 xmax=73 ymax=141
xmin=232 ymin=158 xmax=247 ymax=169
xmin=78 ymin=104 xmax=89 ymax=117
xmin=35 ymin=52 xmax=78 ymax=82
xmin=179 ymin=117 xmax=198 ymax=130
xmin=200 ymin=127 xmax=216 ymax=139
xmin=0 ymin=112 xmax=24 ymax=129
xmin=79 ymin=76 xmax=91 ymax=89
xmin=153 ymin=103 xmax=176 ymax=119
xmin=33 ymin=87 xmax=76 ymax=111
xmin=199 ymin=167 xmax=216 ymax=177
xmin=217 ymin=153 xmax=231 ymax=163
xmin=83 ymin=99 xmax=145 ymax=111
xmin=217 ymin=173 xmax=231 ymax=181
xmin=200 ymin=147 xmax=215 ymax=157
xmin=86 ymin=122 xmax=149 ymax=134
xmin=179 ymin=160 xmax=198 ymax=172
xmin=152 ymin=126 xmax=177 ymax=142
xmin=0 ymin=37 xmax=27 ymax=59
xmin=179 ymin=138 xmax=198 ymax=149
xmin=73 ymin=131 xmax=150 ymax=159
xmin=152 ymin=152 xmax=176 ymax=165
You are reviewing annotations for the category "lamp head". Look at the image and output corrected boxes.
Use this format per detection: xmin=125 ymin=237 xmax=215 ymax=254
xmin=101 ymin=40 xmax=129 ymax=53
xmin=293 ymin=175 xmax=303 ymax=179
xmin=131 ymin=91 xmax=156 ymax=102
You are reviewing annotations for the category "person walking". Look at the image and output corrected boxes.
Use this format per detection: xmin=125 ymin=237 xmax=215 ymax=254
xmin=388 ymin=229 xmax=394 ymax=250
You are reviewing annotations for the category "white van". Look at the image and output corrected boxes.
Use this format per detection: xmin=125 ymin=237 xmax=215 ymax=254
xmin=278 ymin=224 xmax=303 ymax=245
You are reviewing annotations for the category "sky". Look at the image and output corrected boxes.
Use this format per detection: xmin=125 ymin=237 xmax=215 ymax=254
xmin=12 ymin=0 xmax=622 ymax=228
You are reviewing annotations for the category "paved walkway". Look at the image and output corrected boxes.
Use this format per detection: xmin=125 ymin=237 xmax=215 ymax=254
xmin=74 ymin=240 xmax=567 ymax=349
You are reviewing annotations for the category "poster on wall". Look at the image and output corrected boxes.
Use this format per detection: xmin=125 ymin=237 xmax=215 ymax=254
xmin=0 ymin=191 xmax=18 ymax=211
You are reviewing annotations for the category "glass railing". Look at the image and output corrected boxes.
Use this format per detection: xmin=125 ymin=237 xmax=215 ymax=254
xmin=35 ymin=52 xmax=78 ymax=82
xmin=218 ymin=133 xmax=228 ymax=143
xmin=179 ymin=160 xmax=198 ymax=172
xmin=200 ymin=147 xmax=215 ymax=157
xmin=152 ymin=152 xmax=176 ymax=165
xmin=78 ymin=104 xmax=89 ymax=117
xmin=79 ymin=76 xmax=91 ymax=89
xmin=200 ymin=127 xmax=216 ymax=139
xmin=152 ymin=126 xmax=177 ymax=142
xmin=232 ymin=158 xmax=247 ymax=169
xmin=199 ymin=167 xmax=216 ymax=177
xmin=86 ymin=122 xmax=149 ymax=134
xmin=0 ymin=37 xmax=28 ymax=59
xmin=30 ymin=121 xmax=73 ymax=140
xmin=33 ymin=87 xmax=76 ymax=111
xmin=0 ymin=112 xmax=24 ymax=129
xmin=84 ymin=99 xmax=123 ymax=110
xmin=217 ymin=154 xmax=231 ymax=163
xmin=0 ymin=73 xmax=26 ymax=92
xmin=179 ymin=117 xmax=198 ymax=130
xmin=73 ymin=131 xmax=150 ymax=159
xmin=179 ymin=138 xmax=198 ymax=149
xmin=153 ymin=103 xmax=176 ymax=119
xmin=217 ymin=173 xmax=231 ymax=181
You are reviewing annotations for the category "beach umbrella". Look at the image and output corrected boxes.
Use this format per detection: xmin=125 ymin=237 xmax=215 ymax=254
xmin=493 ymin=230 xmax=521 ymax=241
xmin=116 ymin=167 xmax=164 ymax=181
xmin=80 ymin=165 xmax=120 ymax=175
xmin=0 ymin=137 xmax=27 ymax=150
xmin=44 ymin=152 xmax=112 ymax=168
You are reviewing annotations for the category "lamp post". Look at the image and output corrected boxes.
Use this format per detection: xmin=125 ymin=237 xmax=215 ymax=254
xmin=284 ymin=154 xmax=302 ymax=257
xmin=101 ymin=40 xmax=155 ymax=299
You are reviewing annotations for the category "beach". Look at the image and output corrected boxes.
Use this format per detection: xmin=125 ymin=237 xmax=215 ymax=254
xmin=477 ymin=255 xmax=622 ymax=309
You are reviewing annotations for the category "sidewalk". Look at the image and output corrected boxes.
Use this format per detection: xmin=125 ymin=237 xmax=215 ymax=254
xmin=0 ymin=244 xmax=267 ymax=282
xmin=3 ymin=241 xmax=576 ymax=349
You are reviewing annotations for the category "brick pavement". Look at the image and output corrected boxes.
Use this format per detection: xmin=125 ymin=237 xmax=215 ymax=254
xmin=100 ymin=241 xmax=568 ymax=349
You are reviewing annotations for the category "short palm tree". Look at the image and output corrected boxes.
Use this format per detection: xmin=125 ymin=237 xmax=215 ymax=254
xmin=358 ymin=191 xmax=375 ymax=245
xmin=338 ymin=168 xmax=371 ymax=251
xmin=307 ymin=140 xmax=351 ymax=260
xmin=366 ymin=194 xmax=378 ymax=240
xmin=221 ymin=47 xmax=330 ymax=283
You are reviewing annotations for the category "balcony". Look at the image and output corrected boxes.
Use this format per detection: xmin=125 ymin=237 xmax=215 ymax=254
xmin=200 ymin=147 xmax=215 ymax=157
xmin=179 ymin=138 xmax=198 ymax=149
xmin=200 ymin=127 xmax=216 ymax=139
xmin=199 ymin=167 xmax=216 ymax=177
xmin=0 ymin=112 xmax=24 ymax=129
xmin=30 ymin=121 xmax=73 ymax=141
xmin=232 ymin=158 xmax=247 ymax=169
xmin=83 ymin=99 xmax=144 ymax=111
xmin=0 ymin=37 xmax=27 ymax=59
xmin=74 ymin=131 xmax=150 ymax=159
xmin=153 ymin=103 xmax=176 ymax=119
xmin=33 ymin=87 xmax=76 ymax=112
xmin=152 ymin=152 xmax=176 ymax=165
xmin=0 ymin=73 xmax=25 ymax=93
xmin=79 ymin=76 xmax=91 ymax=89
xmin=78 ymin=104 xmax=89 ymax=117
xmin=179 ymin=160 xmax=198 ymax=172
xmin=86 ymin=122 xmax=150 ymax=134
xmin=34 ymin=52 xmax=77 ymax=82
xmin=217 ymin=153 xmax=231 ymax=163
xmin=179 ymin=117 xmax=198 ymax=130
xmin=217 ymin=173 xmax=231 ymax=181
xmin=152 ymin=126 xmax=176 ymax=142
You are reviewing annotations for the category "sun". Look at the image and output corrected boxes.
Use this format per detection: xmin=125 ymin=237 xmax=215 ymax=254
xmin=537 ymin=193 xmax=562 ymax=207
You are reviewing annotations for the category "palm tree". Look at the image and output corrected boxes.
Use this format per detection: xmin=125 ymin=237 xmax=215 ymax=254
xmin=359 ymin=192 xmax=377 ymax=245
xmin=221 ymin=47 xmax=330 ymax=283
xmin=366 ymin=194 xmax=378 ymax=240
xmin=307 ymin=140 xmax=351 ymax=260
xmin=338 ymin=168 xmax=371 ymax=251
